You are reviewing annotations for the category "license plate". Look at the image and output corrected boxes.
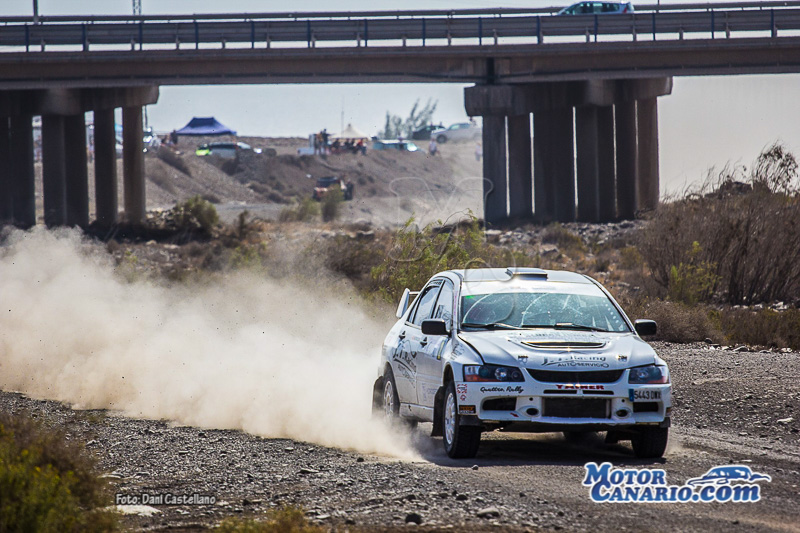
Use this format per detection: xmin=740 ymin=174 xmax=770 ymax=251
xmin=631 ymin=389 xmax=661 ymax=401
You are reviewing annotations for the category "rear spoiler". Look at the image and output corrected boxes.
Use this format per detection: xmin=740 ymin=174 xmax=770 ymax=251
xmin=395 ymin=288 xmax=420 ymax=319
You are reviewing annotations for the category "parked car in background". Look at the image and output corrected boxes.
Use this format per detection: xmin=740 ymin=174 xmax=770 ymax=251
xmin=431 ymin=122 xmax=481 ymax=143
xmin=410 ymin=124 xmax=444 ymax=141
xmin=558 ymin=1 xmax=633 ymax=15
xmin=373 ymin=267 xmax=670 ymax=459
xmin=312 ymin=176 xmax=354 ymax=201
xmin=195 ymin=142 xmax=262 ymax=158
xmin=372 ymin=140 xmax=420 ymax=152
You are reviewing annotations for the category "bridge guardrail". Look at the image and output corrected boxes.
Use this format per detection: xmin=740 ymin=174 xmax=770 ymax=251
xmin=2 ymin=7 xmax=800 ymax=51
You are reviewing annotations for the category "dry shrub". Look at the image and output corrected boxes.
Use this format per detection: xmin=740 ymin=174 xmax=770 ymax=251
xmin=216 ymin=506 xmax=323 ymax=533
xmin=625 ymin=299 xmax=721 ymax=344
xmin=714 ymin=307 xmax=800 ymax=349
xmin=639 ymin=143 xmax=800 ymax=305
xmin=541 ymin=223 xmax=586 ymax=255
xmin=278 ymin=198 xmax=319 ymax=222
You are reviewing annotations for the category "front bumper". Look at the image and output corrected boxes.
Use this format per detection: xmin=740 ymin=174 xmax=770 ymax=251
xmin=454 ymin=379 xmax=671 ymax=428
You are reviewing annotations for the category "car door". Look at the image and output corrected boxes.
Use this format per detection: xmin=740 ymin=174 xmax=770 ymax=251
xmin=391 ymin=281 xmax=442 ymax=405
xmin=415 ymin=279 xmax=455 ymax=408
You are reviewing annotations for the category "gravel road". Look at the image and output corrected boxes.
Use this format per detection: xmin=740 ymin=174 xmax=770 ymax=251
xmin=3 ymin=342 xmax=799 ymax=532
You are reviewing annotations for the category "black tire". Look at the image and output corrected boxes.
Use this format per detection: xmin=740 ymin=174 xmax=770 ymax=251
xmin=436 ymin=134 xmax=447 ymax=144
xmin=632 ymin=427 xmax=669 ymax=458
xmin=442 ymin=382 xmax=481 ymax=459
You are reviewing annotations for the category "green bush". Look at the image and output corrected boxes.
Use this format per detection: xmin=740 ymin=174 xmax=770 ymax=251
xmin=320 ymin=187 xmax=344 ymax=222
xmin=278 ymin=198 xmax=319 ymax=223
xmin=371 ymin=216 xmax=536 ymax=303
xmin=216 ymin=506 xmax=323 ymax=533
xmin=0 ymin=412 xmax=118 ymax=533
xmin=666 ymin=242 xmax=720 ymax=306
xmin=173 ymin=196 xmax=219 ymax=232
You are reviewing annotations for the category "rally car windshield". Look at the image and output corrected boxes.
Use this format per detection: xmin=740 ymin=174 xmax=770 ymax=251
xmin=460 ymin=288 xmax=630 ymax=333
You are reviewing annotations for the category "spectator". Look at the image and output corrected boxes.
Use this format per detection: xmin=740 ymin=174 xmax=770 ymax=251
xmin=428 ymin=138 xmax=438 ymax=156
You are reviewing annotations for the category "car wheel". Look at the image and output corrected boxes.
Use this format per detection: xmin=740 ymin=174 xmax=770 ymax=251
xmin=632 ymin=427 xmax=669 ymax=458
xmin=442 ymin=382 xmax=481 ymax=459
xmin=436 ymin=134 xmax=447 ymax=144
xmin=382 ymin=370 xmax=401 ymax=421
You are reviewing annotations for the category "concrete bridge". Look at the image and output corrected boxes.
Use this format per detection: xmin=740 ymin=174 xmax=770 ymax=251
xmin=2 ymin=2 xmax=800 ymax=227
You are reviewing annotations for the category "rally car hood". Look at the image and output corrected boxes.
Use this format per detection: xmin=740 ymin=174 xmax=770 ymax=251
xmin=458 ymin=329 xmax=657 ymax=370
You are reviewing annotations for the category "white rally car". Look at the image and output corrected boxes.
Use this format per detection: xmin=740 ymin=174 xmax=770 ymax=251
xmin=372 ymin=268 xmax=671 ymax=459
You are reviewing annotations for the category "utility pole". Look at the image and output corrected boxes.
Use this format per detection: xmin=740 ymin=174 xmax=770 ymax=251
xmin=33 ymin=0 xmax=39 ymax=24
xmin=133 ymin=0 xmax=142 ymax=16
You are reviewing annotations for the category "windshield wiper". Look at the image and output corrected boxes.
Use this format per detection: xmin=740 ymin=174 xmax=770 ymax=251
xmin=553 ymin=323 xmax=608 ymax=332
xmin=520 ymin=323 xmax=608 ymax=332
xmin=460 ymin=322 xmax=521 ymax=330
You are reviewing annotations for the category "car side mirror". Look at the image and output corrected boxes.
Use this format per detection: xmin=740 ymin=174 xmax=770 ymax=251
xmin=634 ymin=319 xmax=657 ymax=337
xmin=421 ymin=319 xmax=449 ymax=336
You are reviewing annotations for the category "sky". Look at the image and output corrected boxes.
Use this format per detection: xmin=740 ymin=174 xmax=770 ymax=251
xmin=6 ymin=0 xmax=800 ymax=194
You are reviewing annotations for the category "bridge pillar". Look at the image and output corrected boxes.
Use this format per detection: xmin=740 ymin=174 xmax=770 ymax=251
xmin=533 ymin=110 xmax=554 ymax=222
xmin=615 ymin=99 xmax=638 ymax=220
xmin=507 ymin=114 xmax=532 ymax=220
xmin=482 ymin=115 xmax=508 ymax=225
xmin=64 ymin=114 xmax=89 ymax=228
xmin=637 ymin=97 xmax=660 ymax=211
xmin=9 ymin=115 xmax=36 ymax=228
xmin=575 ymin=106 xmax=600 ymax=222
xmin=122 ymin=106 xmax=145 ymax=225
xmin=550 ymin=107 xmax=576 ymax=223
xmin=94 ymin=108 xmax=118 ymax=226
xmin=597 ymin=105 xmax=616 ymax=221
xmin=0 ymin=118 xmax=12 ymax=224
xmin=42 ymin=115 xmax=68 ymax=227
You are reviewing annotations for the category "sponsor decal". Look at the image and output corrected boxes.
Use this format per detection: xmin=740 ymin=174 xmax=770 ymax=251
xmin=479 ymin=385 xmax=524 ymax=393
xmin=556 ymin=384 xmax=604 ymax=390
xmin=458 ymin=405 xmax=476 ymax=415
xmin=391 ymin=341 xmax=417 ymax=373
xmin=543 ymin=354 xmax=609 ymax=369
xmin=583 ymin=463 xmax=770 ymax=503
xmin=518 ymin=355 xmax=529 ymax=363
xmin=617 ymin=354 xmax=628 ymax=362
xmin=456 ymin=383 xmax=468 ymax=401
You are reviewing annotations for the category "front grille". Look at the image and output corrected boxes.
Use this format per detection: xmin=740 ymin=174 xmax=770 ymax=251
xmin=633 ymin=402 xmax=660 ymax=413
xmin=482 ymin=398 xmax=517 ymax=411
xmin=528 ymin=369 xmax=625 ymax=383
xmin=543 ymin=398 xmax=610 ymax=419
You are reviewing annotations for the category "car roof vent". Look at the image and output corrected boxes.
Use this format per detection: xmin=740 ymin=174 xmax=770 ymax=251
xmin=506 ymin=267 xmax=548 ymax=279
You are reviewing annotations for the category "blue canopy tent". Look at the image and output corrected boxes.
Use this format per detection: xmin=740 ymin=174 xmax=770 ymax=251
xmin=175 ymin=117 xmax=236 ymax=136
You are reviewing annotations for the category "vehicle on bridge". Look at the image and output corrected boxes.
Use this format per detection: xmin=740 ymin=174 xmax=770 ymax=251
xmin=431 ymin=122 xmax=481 ymax=144
xmin=373 ymin=267 xmax=671 ymax=459
xmin=312 ymin=176 xmax=354 ymax=201
xmin=558 ymin=1 xmax=634 ymax=15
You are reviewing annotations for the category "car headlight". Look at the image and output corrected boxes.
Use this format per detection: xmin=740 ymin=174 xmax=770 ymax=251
xmin=464 ymin=364 xmax=524 ymax=382
xmin=628 ymin=364 xmax=670 ymax=384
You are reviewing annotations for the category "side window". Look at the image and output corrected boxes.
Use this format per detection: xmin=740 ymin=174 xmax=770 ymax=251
xmin=432 ymin=281 xmax=454 ymax=324
xmin=410 ymin=283 xmax=442 ymax=327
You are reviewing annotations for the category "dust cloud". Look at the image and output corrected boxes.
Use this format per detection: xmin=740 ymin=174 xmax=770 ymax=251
xmin=0 ymin=228 xmax=417 ymax=459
